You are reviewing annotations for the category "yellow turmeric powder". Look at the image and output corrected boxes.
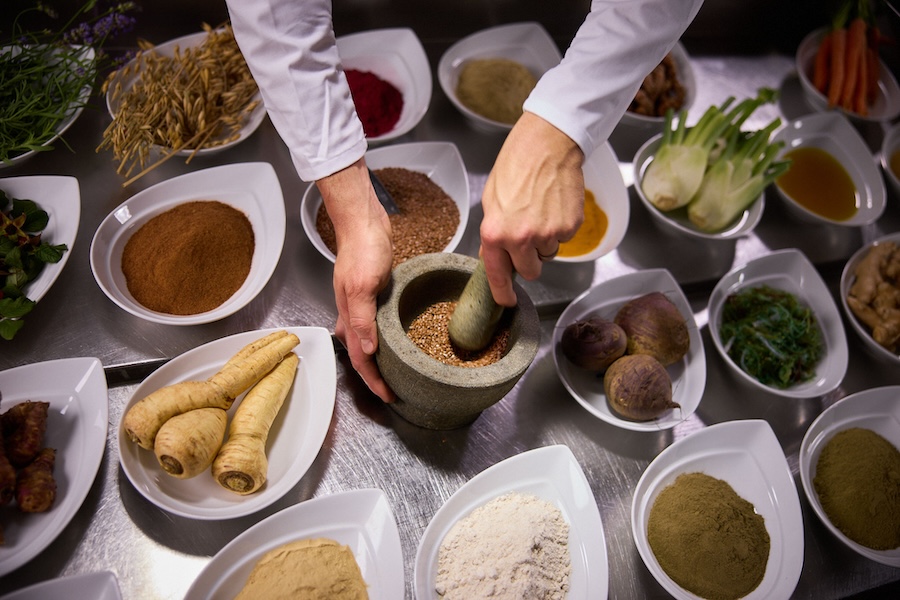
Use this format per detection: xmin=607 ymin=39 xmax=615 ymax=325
xmin=558 ymin=190 xmax=608 ymax=257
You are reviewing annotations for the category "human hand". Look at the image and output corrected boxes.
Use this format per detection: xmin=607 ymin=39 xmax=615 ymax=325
xmin=317 ymin=158 xmax=396 ymax=403
xmin=479 ymin=111 xmax=586 ymax=306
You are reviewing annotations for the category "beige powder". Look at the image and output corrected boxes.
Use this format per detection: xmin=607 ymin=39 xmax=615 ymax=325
xmin=235 ymin=537 xmax=368 ymax=600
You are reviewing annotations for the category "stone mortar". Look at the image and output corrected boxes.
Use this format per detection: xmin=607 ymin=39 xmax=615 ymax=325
xmin=375 ymin=253 xmax=540 ymax=429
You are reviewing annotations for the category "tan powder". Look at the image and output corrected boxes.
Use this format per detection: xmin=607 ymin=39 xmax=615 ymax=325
xmin=235 ymin=537 xmax=368 ymax=600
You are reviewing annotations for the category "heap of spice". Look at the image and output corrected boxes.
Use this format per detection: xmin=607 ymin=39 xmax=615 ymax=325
xmin=121 ymin=200 xmax=254 ymax=315
xmin=813 ymin=427 xmax=900 ymax=550
xmin=345 ymin=68 xmax=404 ymax=137
xmin=648 ymin=472 xmax=770 ymax=600
xmin=435 ymin=491 xmax=570 ymax=599
xmin=557 ymin=189 xmax=608 ymax=258
xmin=455 ymin=58 xmax=537 ymax=125
xmin=316 ymin=167 xmax=459 ymax=268
xmin=407 ymin=300 xmax=511 ymax=367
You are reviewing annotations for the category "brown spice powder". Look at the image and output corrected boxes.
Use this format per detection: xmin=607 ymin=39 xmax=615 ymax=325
xmin=407 ymin=301 xmax=510 ymax=368
xmin=316 ymin=167 xmax=460 ymax=268
xmin=121 ymin=200 xmax=255 ymax=315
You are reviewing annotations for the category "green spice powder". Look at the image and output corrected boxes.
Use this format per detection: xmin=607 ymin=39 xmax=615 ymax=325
xmin=813 ymin=427 xmax=900 ymax=550
xmin=647 ymin=472 xmax=770 ymax=600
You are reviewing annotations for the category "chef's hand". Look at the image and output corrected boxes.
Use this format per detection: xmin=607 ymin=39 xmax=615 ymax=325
xmin=317 ymin=157 xmax=396 ymax=403
xmin=479 ymin=111 xmax=586 ymax=306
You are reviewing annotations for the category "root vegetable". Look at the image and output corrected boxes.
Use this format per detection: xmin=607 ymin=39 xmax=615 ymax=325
xmin=604 ymin=355 xmax=679 ymax=421
xmin=122 ymin=330 xmax=300 ymax=450
xmin=2 ymin=401 xmax=49 ymax=468
xmin=213 ymin=352 xmax=299 ymax=495
xmin=16 ymin=447 xmax=56 ymax=513
xmin=560 ymin=316 xmax=627 ymax=372
xmin=154 ymin=408 xmax=227 ymax=479
xmin=614 ymin=292 xmax=690 ymax=366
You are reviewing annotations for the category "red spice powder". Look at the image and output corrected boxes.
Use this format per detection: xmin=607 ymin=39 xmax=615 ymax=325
xmin=346 ymin=68 xmax=404 ymax=137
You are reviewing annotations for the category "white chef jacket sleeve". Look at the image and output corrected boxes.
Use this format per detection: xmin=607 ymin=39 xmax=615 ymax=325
xmin=523 ymin=0 xmax=705 ymax=158
xmin=225 ymin=0 xmax=367 ymax=182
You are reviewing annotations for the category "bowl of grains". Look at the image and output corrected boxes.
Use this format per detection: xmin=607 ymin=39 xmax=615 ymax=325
xmin=438 ymin=22 xmax=562 ymax=133
xmin=375 ymin=252 xmax=540 ymax=430
xmin=301 ymin=141 xmax=469 ymax=267
xmin=89 ymin=162 xmax=285 ymax=325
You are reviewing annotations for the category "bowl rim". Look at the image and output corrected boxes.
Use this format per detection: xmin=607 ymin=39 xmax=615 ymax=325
xmin=880 ymin=121 xmax=900 ymax=193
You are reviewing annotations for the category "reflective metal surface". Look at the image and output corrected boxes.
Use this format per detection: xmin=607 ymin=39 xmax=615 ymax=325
xmin=1 ymin=51 xmax=899 ymax=600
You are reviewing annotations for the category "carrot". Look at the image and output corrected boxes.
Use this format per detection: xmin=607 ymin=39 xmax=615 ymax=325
xmin=841 ymin=17 xmax=867 ymax=111
xmin=813 ymin=31 xmax=833 ymax=93
xmin=154 ymin=408 xmax=227 ymax=479
xmin=212 ymin=352 xmax=299 ymax=495
xmin=122 ymin=330 xmax=300 ymax=450
xmin=828 ymin=26 xmax=847 ymax=108
xmin=855 ymin=40 xmax=869 ymax=116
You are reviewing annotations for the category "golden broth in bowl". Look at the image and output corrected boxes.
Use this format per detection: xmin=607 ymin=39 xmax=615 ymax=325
xmin=776 ymin=146 xmax=858 ymax=222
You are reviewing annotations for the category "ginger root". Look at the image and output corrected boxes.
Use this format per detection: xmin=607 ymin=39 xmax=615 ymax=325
xmin=848 ymin=242 xmax=900 ymax=352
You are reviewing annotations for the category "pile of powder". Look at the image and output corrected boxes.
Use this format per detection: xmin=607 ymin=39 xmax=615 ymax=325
xmin=435 ymin=491 xmax=570 ymax=600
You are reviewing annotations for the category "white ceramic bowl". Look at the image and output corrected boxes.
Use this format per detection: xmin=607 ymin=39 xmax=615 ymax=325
xmin=796 ymin=28 xmax=900 ymax=123
xmin=799 ymin=386 xmax=900 ymax=567
xmin=881 ymin=121 xmax=900 ymax=199
xmin=840 ymin=231 xmax=900 ymax=365
xmin=771 ymin=112 xmax=886 ymax=226
xmin=336 ymin=27 xmax=432 ymax=144
xmin=438 ymin=22 xmax=562 ymax=133
xmin=90 ymin=162 xmax=285 ymax=325
xmin=707 ymin=248 xmax=848 ymax=398
xmin=615 ymin=42 xmax=697 ymax=141
xmin=552 ymin=268 xmax=706 ymax=432
xmin=632 ymin=419 xmax=804 ymax=600
xmin=415 ymin=445 xmax=608 ymax=599
xmin=633 ymin=134 xmax=765 ymax=240
xmin=105 ymin=30 xmax=266 ymax=156
xmin=117 ymin=327 xmax=336 ymax=520
xmin=554 ymin=141 xmax=629 ymax=262
xmin=300 ymin=141 xmax=470 ymax=264
xmin=1 ymin=45 xmax=94 ymax=169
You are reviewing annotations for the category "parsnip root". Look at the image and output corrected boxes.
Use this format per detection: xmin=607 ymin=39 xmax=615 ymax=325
xmin=154 ymin=408 xmax=227 ymax=479
xmin=213 ymin=352 xmax=299 ymax=494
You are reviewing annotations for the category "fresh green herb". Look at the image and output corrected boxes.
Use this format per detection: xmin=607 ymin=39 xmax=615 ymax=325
xmin=0 ymin=189 xmax=68 ymax=340
xmin=719 ymin=285 xmax=825 ymax=388
xmin=1 ymin=1 xmax=138 ymax=163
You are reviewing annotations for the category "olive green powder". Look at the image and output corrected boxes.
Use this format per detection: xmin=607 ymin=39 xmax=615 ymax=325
xmin=647 ymin=472 xmax=770 ymax=600
xmin=455 ymin=58 xmax=537 ymax=125
xmin=813 ymin=427 xmax=900 ymax=550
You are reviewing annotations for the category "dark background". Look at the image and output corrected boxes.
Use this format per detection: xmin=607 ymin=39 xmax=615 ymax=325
xmin=4 ymin=0 xmax=899 ymax=74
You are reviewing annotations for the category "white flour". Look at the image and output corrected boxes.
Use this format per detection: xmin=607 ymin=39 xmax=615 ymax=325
xmin=435 ymin=491 xmax=571 ymax=599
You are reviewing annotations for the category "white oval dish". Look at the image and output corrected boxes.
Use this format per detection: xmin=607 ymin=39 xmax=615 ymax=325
xmin=632 ymin=419 xmax=804 ymax=600
xmin=799 ymin=386 xmax=900 ymax=567
xmin=336 ymin=27 xmax=432 ymax=144
xmin=184 ymin=488 xmax=403 ymax=599
xmin=105 ymin=30 xmax=266 ymax=156
xmin=552 ymin=269 xmax=706 ymax=431
xmin=414 ymin=445 xmax=607 ymax=599
xmin=0 ymin=357 xmax=108 ymax=577
xmin=0 ymin=175 xmax=80 ymax=307
xmin=840 ymin=231 xmax=900 ymax=365
xmin=554 ymin=141 xmax=629 ymax=263
xmin=1 ymin=45 xmax=95 ymax=169
xmin=438 ymin=22 xmax=562 ymax=133
xmin=632 ymin=134 xmax=766 ymax=240
xmin=881 ymin=121 xmax=900 ymax=199
xmin=117 ymin=327 xmax=336 ymax=520
xmin=796 ymin=28 xmax=900 ymax=123
xmin=708 ymin=248 xmax=848 ymax=398
xmin=771 ymin=112 xmax=886 ymax=226
xmin=0 ymin=571 xmax=121 ymax=600
xmin=90 ymin=162 xmax=285 ymax=325
xmin=300 ymin=141 xmax=469 ymax=264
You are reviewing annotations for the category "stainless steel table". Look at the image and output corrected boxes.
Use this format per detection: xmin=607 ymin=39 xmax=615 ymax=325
xmin=1 ymin=53 xmax=899 ymax=599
